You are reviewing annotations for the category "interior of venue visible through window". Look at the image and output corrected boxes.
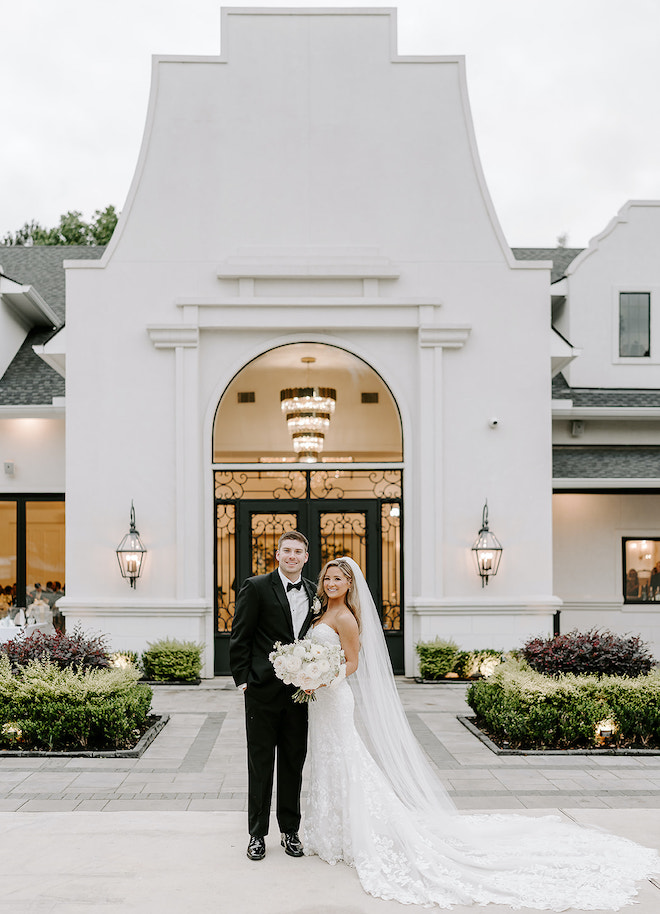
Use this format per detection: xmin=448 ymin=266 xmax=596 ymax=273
xmin=622 ymin=537 xmax=660 ymax=602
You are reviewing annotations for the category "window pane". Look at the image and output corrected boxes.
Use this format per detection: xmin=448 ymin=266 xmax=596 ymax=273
xmin=623 ymin=538 xmax=660 ymax=602
xmin=25 ymin=502 xmax=65 ymax=620
xmin=0 ymin=502 xmax=17 ymax=615
xmin=619 ymin=292 xmax=650 ymax=357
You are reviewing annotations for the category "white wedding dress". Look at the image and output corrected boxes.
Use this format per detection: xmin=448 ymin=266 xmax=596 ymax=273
xmin=302 ymin=622 xmax=658 ymax=911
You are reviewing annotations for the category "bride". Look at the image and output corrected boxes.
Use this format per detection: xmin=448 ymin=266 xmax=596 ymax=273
xmin=301 ymin=557 xmax=658 ymax=911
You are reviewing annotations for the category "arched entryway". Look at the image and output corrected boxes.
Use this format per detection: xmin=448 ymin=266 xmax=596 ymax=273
xmin=212 ymin=343 xmax=404 ymax=673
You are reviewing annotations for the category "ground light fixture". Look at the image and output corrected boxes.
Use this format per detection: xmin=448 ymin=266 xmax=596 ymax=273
xmin=116 ymin=501 xmax=147 ymax=588
xmin=471 ymin=501 xmax=502 ymax=587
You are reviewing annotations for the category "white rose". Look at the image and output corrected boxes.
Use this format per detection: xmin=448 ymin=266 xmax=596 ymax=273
xmin=305 ymin=661 xmax=320 ymax=680
xmin=293 ymin=643 xmax=307 ymax=658
xmin=316 ymin=657 xmax=331 ymax=674
xmin=284 ymin=656 xmax=303 ymax=674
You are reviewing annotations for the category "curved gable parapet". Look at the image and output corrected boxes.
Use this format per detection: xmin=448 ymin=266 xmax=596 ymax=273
xmin=565 ymin=200 xmax=660 ymax=277
xmin=92 ymin=7 xmax=526 ymax=273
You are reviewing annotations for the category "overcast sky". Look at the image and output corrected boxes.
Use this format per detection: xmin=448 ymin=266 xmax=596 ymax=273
xmin=1 ymin=0 xmax=658 ymax=247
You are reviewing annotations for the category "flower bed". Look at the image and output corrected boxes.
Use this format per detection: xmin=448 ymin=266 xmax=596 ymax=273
xmin=0 ymin=655 xmax=154 ymax=752
xmin=466 ymin=659 xmax=660 ymax=750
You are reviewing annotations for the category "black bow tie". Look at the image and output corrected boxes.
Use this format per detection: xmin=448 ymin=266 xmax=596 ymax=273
xmin=287 ymin=581 xmax=303 ymax=592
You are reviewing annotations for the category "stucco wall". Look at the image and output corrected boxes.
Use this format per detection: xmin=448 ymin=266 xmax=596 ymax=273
xmin=553 ymin=492 xmax=660 ymax=657
xmin=60 ymin=9 xmax=557 ymax=673
xmin=564 ymin=202 xmax=660 ymax=390
xmin=0 ymin=416 xmax=65 ymax=494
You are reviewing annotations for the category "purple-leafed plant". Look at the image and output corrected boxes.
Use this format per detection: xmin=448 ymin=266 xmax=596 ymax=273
xmin=521 ymin=628 xmax=654 ymax=678
xmin=0 ymin=624 xmax=110 ymax=672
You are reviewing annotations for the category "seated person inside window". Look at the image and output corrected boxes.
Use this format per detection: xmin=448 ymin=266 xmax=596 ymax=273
xmin=626 ymin=568 xmax=640 ymax=599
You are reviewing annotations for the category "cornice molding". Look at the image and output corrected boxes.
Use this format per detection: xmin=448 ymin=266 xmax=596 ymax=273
xmin=418 ymin=325 xmax=471 ymax=349
xmin=147 ymin=325 xmax=199 ymax=349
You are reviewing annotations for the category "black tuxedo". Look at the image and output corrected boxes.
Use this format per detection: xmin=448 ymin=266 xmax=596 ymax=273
xmin=229 ymin=569 xmax=316 ymax=837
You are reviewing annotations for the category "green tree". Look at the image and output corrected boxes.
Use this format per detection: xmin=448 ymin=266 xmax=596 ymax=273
xmin=1 ymin=206 xmax=118 ymax=246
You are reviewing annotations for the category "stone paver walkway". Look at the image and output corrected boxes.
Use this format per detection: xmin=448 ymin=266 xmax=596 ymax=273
xmin=1 ymin=680 xmax=660 ymax=912
xmin=2 ymin=680 xmax=660 ymax=812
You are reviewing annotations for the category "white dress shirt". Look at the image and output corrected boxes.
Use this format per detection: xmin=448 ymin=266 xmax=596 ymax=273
xmin=278 ymin=568 xmax=309 ymax=638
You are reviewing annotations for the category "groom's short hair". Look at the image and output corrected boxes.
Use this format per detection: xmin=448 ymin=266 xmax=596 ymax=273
xmin=277 ymin=530 xmax=309 ymax=550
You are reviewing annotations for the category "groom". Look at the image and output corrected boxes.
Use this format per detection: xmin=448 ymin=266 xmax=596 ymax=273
xmin=229 ymin=530 xmax=316 ymax=861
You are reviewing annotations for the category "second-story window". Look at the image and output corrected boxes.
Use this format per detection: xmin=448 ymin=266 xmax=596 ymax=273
xmin=619 ymin=292 xmax=650 ymax=357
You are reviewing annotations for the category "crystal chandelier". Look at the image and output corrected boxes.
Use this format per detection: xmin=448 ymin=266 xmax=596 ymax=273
xmin=280 ymin=357 xmax=336 ymax=462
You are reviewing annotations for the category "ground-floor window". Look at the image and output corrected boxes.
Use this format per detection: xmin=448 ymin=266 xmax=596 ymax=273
xmin=622 ymin=537 xmax=660 ymax=602
xmin=0 ymin=495 xmax=65 ymax=627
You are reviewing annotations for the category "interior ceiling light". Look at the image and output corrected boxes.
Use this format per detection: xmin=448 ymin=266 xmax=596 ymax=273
xmin=280 ymin=357 xmax=336 ymax=463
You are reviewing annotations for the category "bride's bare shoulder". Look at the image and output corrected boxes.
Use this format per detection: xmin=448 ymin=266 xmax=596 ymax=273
xmin=336 ymin=607 xmax=359 ymax=633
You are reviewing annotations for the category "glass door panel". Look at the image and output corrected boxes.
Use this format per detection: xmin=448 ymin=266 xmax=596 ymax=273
xmin=25 ymin=502 xmax=65 ymax=607
xmin=0 ymin=502 xmax=16 ymax=617
xmin=318 ymin=511 xmax=367 ymax=569
xmin=381 ymin=503 xmax=401 ymax=631
xmin=216 ymin=504 xmax=236 ymax=633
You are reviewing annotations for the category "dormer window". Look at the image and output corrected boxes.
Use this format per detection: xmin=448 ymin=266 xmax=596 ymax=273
xmin=619 ymin=292 xmax=650 ymax=357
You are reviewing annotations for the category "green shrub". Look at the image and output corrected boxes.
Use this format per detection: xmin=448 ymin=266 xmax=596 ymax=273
xmin=467 ymin=659 xmax=660 ymax=749
xmin=0 ymin=655 xmax=153 ymax=751
xmin=141 ymin=638 xmax=203 ymax=681
xmin=454 ymin=649 xmax=502 ymax=679
xmin=415 ymin=638 xmax=459 ymax=679
xmin=415 ymin=639 xmax=503 ymax=680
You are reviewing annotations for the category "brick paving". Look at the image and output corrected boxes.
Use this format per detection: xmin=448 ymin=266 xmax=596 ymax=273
xmin=2 ymin=679 xmax=660 ymax=813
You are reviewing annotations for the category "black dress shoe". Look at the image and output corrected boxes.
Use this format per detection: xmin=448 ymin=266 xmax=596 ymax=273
xmin=247 ymin=836 xmax=265 ymax=861
xmin=280 ymin=832 xmax=304 ymax=857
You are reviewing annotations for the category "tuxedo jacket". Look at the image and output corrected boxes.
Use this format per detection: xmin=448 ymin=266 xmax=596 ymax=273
xmin=229 ymin=569 xmax=316 ymax=703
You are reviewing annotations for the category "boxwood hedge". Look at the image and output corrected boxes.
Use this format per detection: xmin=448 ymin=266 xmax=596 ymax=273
xmin=466 ymin=659 xmax=660 ymax=750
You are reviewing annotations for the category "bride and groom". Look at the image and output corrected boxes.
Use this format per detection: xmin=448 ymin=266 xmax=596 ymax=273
xmin=230 ymin=531 xmax=657 ymax=910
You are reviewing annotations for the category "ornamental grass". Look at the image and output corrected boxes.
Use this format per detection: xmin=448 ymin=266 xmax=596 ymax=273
xmin=467 ymin=659 xmax=660 ymax=750
xmin=0 ymin=655 xmax=153 ymax=752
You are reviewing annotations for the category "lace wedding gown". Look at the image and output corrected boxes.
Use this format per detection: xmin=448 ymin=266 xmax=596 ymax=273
xmin=302 ymin=623 xmax=657 ymax=911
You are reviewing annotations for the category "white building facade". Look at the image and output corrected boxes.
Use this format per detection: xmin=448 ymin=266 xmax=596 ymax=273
xmin=2 ymin=9 xmax=657 ymax=676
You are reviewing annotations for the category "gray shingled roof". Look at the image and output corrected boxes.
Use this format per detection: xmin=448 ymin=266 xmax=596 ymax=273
xmin=0 ymin=328 xmax=65 ymax=406
xmin=554 ymin=447 xmax=660 ymax=479
xmin=0 ymin=245 xmax=104 ymax=324
xmin=512 ymin=247 xmax=583 ymax=283
xmin=0 ymin=246 xmax=104 ymax=406
xmin=552 ymin=373 xmax=660 ymax=408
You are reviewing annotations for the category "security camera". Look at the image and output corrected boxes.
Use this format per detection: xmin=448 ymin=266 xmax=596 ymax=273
xmin=488 ymin=418 xmax=499 ymax=429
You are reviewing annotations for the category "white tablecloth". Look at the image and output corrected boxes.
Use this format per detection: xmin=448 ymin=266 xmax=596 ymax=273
xmin=0 ymin=623 xmax=54 ymax=644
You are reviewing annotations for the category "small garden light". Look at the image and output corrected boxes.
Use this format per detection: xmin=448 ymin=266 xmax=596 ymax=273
xmin=471 ymin=501 xmax=503 ymax=587
xmin=595 ymin=718 xmax=619 ymax=743
xmin=116 ymin=501 xmax=147 ymax=588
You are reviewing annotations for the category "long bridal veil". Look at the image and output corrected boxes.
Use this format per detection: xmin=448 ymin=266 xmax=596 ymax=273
xmin=335 ymin=556 xmax=659 ymax=911
xmin=339 ymin=556 xmax=455 ymax=816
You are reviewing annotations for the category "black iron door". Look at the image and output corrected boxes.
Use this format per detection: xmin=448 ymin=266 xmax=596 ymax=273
xmin=214 ymin=470 xmax=403 ymax=675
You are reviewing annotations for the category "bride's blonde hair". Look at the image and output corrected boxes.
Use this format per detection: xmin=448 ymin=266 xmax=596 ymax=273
xmin=316 ymin=559 xmax=362 ymax=632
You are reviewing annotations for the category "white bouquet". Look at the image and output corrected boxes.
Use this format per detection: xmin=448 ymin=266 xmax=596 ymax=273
xmin=269 ymin=638 xmax=345 ymax=703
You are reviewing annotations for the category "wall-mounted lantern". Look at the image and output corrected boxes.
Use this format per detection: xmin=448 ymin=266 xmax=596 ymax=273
xmin=116 ymin=501 xmax=147 ymax=588
xmin=471 ymin=501 xmax=502 ymax=587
